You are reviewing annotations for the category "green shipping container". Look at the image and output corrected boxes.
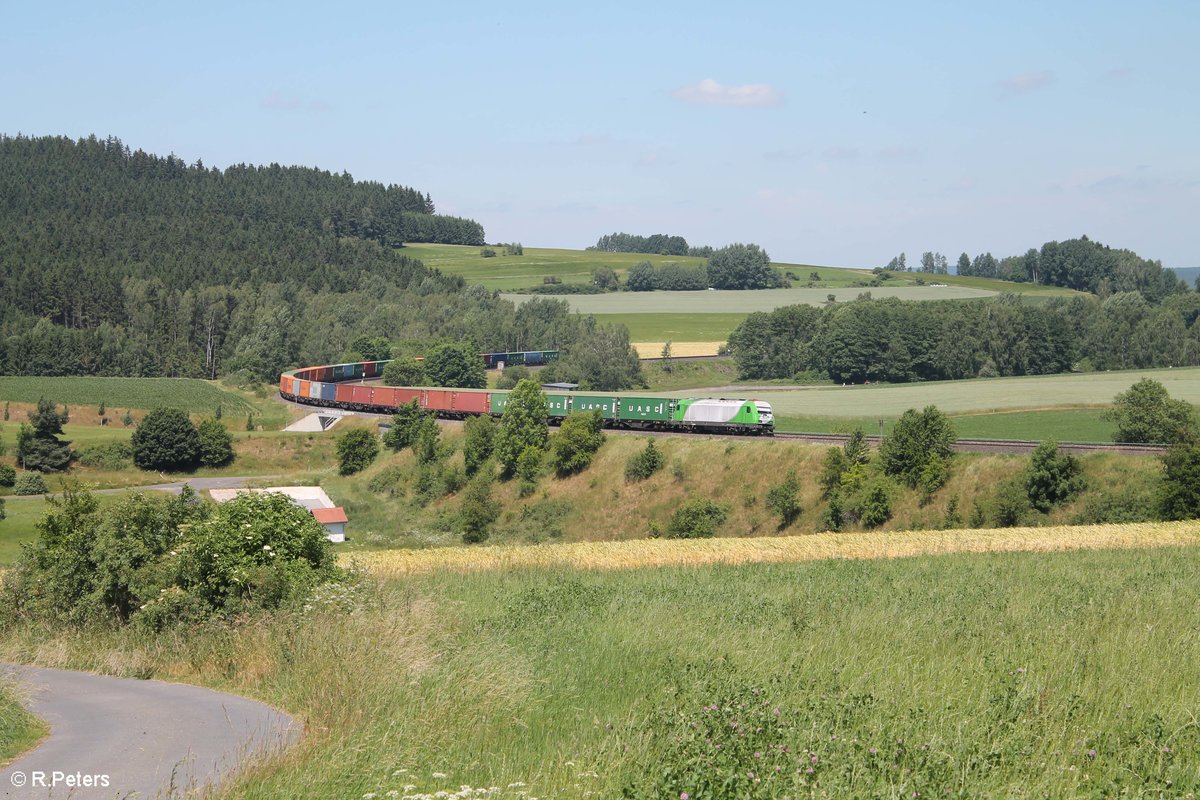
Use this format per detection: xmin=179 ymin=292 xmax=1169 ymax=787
xmin=488 ymin=390 xmax=511 ymax=415
xmin=571 ymin=394 xmax=620 ymax=419
xmin=545 ymin=394 xmax=571 ymax=417
xmin=615 ymin=396 xmax=673 ymax=422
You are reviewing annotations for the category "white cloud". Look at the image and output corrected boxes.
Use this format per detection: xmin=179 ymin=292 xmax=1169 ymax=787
xmin=997 ymin=71 xmax=1054 ymax=95
xmin=672 ymin=78 xmax=783 ymax=107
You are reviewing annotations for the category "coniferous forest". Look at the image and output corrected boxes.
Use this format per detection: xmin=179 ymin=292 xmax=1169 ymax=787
xmin=0 ymin=135 xmax=646 ymax=383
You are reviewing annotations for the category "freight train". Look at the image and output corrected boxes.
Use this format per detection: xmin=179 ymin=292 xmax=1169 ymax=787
xmin=279 ymin=359 xmax=774 ymax=435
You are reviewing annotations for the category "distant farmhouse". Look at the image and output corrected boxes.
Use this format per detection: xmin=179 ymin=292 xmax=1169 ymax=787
xmin=208 ymin=487 xmax=348 ymax=542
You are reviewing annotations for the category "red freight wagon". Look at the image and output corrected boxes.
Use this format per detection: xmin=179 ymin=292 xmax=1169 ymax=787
xmin=350 ymin=385 xmax=375 ymax=405
xmin=334 ymin=383 xmax=356 ymax=405
xmin=372 ymin=386 xmax=400 ymax=409
xmin=315 ymin=366 xmax=334 ymax=382
xmin=422 ymin=389 xmax=454 ymax=413
xmin=451 ymin=391 xmax=490 ymax=414
xmin=393 ymin=388 xmax=421 ymax=407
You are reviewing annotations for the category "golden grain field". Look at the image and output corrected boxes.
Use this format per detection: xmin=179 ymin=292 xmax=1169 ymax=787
xmin=633 ymin=341 xmax=725 ymax=358
xmin=348 ymin=521 xmax=1200 ymax=576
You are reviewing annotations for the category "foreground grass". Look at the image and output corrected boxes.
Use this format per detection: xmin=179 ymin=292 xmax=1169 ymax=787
xmin=3 ymin=541 xmax=1199 ymax=797
xmin=0 ymin=683 xmax=46 ymax=765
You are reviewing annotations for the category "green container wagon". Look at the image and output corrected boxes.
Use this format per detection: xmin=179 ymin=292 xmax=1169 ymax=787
xmin=615 ymin=396 xmax=674 ymax=423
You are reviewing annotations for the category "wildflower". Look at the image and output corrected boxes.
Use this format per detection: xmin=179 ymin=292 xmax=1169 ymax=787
xmin=432 ymin=773 xmax=448 ymax=779
xmin=869 ymin=748 xmax=878 ymax=755
xmin=754 ymin=752 xmax=762 ymax=759
xmin=680 ymin=794 xmax=689 ymax=800
xmin=1017 ymin=667 xmax=1026 ymax=674
xmin=772 ymin=707 xmax=781 ymax=717
xmin=363 ymin=794 xmax=377 ymax=799
xmin=1162 ymin=746 xmax=1171 ymax=753
xmin=1087 ymin=749 xmax=1097 ymax=759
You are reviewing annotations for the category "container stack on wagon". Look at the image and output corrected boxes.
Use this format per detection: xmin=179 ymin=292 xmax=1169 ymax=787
xmin=279 ymin=358 xmax=773 ymax=434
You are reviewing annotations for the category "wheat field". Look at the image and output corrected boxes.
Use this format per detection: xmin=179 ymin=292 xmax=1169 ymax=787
xmin=349 ymin=520 xmax=1200 ymax=576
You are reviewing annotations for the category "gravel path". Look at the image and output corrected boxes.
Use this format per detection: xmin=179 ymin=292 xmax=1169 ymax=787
xmin=0 ymin=665 xmax=299 ymax=799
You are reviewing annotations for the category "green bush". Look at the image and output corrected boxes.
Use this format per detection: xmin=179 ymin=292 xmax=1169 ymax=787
xmin=879 ymin=405 xmax=956 ymax=487
xmin=382 ymin=400 xmax=428 ymax=452
xmin=765 ymin=471 xmax=802 ymax=528
xmin=495 ymin=365 xmax=530 ymax=390
xmin=76 ymin=442 xmax=134 ymax=470
xmin=1025 ymin=439 xmax=1083 ymax=512
xmin=367 ymin=465 xmax=406 ymax=498
xmin=176 ymin=492 xmax=342 ymax=615
xmin=855 ymin=477 xmax=893 ymax=529
xmin=666 ymin=499 xmax=728 ymax=539
xmin=625 ymin=440 xmax=665 ymax=482
xmin=495 ymin=380 xmax=549 ymax=479
xmin=1158 ymin=443 xmax=1200 ymax=521
xmin=462 ymin=415 xmax=495 ymax=475
xmin=382 ymin=358 xmax=427 ymax=387
xmin=197 ymin=418 xmax=234 ymax=467
xmin=336 ymin=428 xmax=379 ymax=475
xmin=0 ymin=464 xmax=15 ymax=487
xmin=131 ymin=408 xmax=200 ymax=471
xmin=413 ymin=417 xmax=442 ymax=465
xmin=549 ymin=411 xmax=605 ymax=477
xmin=460 ymin=473 xmax=500 ymax=543
xmin=516 ymin=445 xmax=543 ymax=498
xmin=1105 ymin=378 xmax=1198 ymax=444
xmin=13 ymin=472 xmax=48 ymax=495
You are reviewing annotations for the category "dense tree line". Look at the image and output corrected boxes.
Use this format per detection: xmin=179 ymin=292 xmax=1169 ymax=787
xmin=729 ymin=292 xmax=1200 ymax=383
xmin=903 ymin=236 xmax=1190 ymax=303
xmin=589 ymin=232 xmax=691 ymax=256
xmin=0 ymin=136 xmax=653 ymax=384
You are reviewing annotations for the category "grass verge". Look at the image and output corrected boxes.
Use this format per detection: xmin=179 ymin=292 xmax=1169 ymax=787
xmin=0 ymin=682 xmax=47 ymax=765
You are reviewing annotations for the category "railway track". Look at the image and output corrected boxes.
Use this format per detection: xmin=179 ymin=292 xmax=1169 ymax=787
xmin=279 ymin=394 xmax=1164 ymax=457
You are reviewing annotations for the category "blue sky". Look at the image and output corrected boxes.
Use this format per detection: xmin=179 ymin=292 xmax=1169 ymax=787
xmin=5 ymin=1 xmax=1197 ymax=267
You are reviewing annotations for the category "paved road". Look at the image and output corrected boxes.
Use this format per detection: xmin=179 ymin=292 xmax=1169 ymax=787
xmin=5 ymin=476 xmax=285 ymax=501
xmin=0 ymin=665 xmax=300 ymax=799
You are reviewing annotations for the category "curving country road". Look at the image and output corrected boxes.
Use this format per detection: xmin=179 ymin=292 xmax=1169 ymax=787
xmin=0 ymin=665 xmax=299 ymax=799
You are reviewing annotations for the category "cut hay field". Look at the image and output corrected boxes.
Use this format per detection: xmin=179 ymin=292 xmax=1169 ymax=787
xmin=10 ymin=541 xmax=1200 ymax=798
xmin=776 ymin=408 xmax=1117 ymax=442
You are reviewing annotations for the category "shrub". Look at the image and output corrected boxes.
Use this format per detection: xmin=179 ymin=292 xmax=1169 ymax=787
xmin=495 ymin=365 xmax=530 ymax=390
xmin=1158 ymin=443 xmax=1200 ymax=520
xmin=336 ymin=428 xmax=379 ymax=475
xmin=917 ymin=453 xmax=948 ymax=504
xmin=413 ymin=417 xmax=441 ymax=465
xmin=765 ymin=471 xmax=802 ymax=528
xmin=625 ymin=440 xmax=665 ymax=482
xmin=131 ymin=408 xmax=200 ymax=471
xmin=460 ymin=474 xmax=500 ymax=543
xmin=424 ymin=343 xmax=486 ymax=388
xmin=382 ymin=358 xmax=427 ymax=387
xmin=480 ymin=247 xmax=497 ymax=258
xmin=14 ymin=472 xmax=48 ymax=495
xmin=1025 ymin=439 xmax=1083 ymax=512
xmin=367 ymin=465 xmax=406 ymax=498
xmin=197 ymin=418 xmax=234 ymax=467
xmin=382 ymin=399 xmax=428 ymax=452
xmin=462 ymin=415 xmax=496 ymax=475
xmin=0 ymin=498 xmax=5 ymax=521
xmin=666 ymin=499 xmax=728 ymax=539
xmin=495 ymin=380 xmax=549 ymax=479
xmin=177 ymin=492 xmax=342 ymax=616
xmin=1105 ymin=378 xmax=1198 ymax=444
xmin=854 ymin=477 xmax=893 ymax=529
xmin=549 ymin=411 xmax=605 ymax=477
xmin=76 ymin=442 xmax=134 ymax=470
xmin=516 ymin=445 xmax=542 ymax=497
xmin=879 ymin=405 xmax=956 ymax=487
xmin=0 ymin=464 xmax=15 ymax=487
